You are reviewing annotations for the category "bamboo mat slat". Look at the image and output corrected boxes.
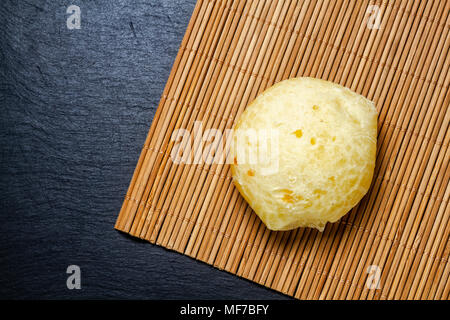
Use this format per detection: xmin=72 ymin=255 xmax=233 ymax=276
xmin=115 ymin=0 xmax=450 ymax=299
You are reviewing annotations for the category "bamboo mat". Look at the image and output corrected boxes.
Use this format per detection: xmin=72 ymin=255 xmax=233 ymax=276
xmin=115 ymin=0 xmax=450 ymax=299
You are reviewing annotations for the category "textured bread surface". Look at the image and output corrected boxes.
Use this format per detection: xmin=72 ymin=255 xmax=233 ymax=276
xmin=230 ymin=77 xmax=377 ymax=231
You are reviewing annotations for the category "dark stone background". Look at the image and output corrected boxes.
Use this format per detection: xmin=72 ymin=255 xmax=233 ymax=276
xmin=0 ymin=0 xmax=290 ymax=299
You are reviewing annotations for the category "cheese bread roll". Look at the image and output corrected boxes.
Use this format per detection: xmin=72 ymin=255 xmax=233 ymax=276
xmin=230 ymin=77 xmax=377 ymax=231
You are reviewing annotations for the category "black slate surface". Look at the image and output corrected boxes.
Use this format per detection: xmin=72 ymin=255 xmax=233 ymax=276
xmin=0 ymin=0 xmax=292 ymax=299
xmin=0 ymin=0 xmax=288 ymax=299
